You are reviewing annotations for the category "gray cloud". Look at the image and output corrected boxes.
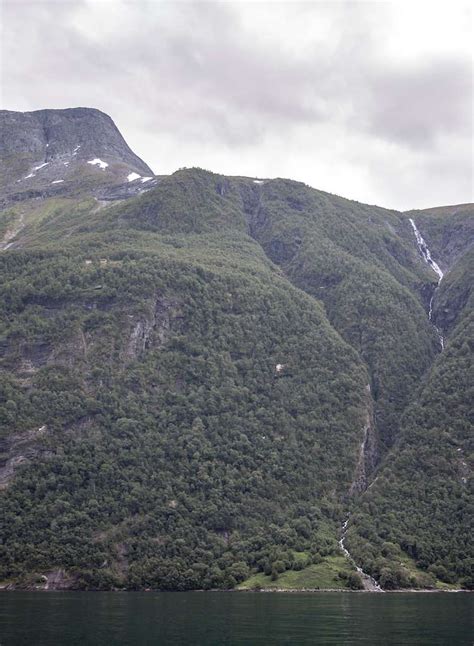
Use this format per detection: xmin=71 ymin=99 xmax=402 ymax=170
xmin=1 ymin=0 xmax=472 ymax=210
xmin=365 ymin=58 xmax=472 ymax=147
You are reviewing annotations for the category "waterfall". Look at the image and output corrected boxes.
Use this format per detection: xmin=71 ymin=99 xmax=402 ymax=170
xmin=409 ymin=218 xmax=444 ymax=349
xmin=339 ymin=517 xmax=383 ymax=591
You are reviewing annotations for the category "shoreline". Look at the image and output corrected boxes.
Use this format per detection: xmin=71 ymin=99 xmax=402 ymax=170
xmin=0 ymin=585 xmax=469 ymax=594
xmin=236 ymin=588 xmax=469 ymax=594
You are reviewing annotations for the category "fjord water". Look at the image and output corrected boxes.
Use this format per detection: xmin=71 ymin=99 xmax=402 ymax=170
xmin=1 ymin=592 xmax=472 ymax=645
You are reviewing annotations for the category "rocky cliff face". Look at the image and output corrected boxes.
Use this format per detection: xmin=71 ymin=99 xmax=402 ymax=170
xmin=0 ymin=108 xmax=156 ymax=204
xmin=0 ymin=108 xmax=152 ymax=174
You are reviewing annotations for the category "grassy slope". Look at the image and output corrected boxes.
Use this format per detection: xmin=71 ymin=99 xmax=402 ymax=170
xmin=238 ymin=555 xmax=353 ymax=590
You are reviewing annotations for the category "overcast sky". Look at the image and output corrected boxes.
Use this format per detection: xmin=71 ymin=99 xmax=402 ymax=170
xmin=1 ymin=0 xmax=472 ymax=210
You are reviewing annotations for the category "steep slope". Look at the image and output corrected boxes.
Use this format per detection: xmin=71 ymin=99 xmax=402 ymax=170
xmin=237 ymin=178 xmax=441 ymax=448
xmin=407 ymin=203 xmax=474 ymax=336
xmin=347 ymin=292 xmax=473 ymax=588
xmin=4 ymin=170 xmax=445 ymax=448
xmin=406 ymin=203 xmax=473 ymax=269
xmin=0 ymin=170 xmax=375 ymax=590
xmin=345 ymin=209 xmax=473 ymax=589
xmin=0 ymin=110 xmax=472 ymax=591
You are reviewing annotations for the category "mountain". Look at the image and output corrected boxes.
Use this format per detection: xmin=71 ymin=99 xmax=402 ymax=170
xmin=0 ymin=109 xmax=472 ymax=592
xmin=0 ymin=108 xmax=156 ymax=210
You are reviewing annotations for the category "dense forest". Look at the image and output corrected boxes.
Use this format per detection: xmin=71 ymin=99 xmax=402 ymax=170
xmin=0 ymin=119 xmax=472 ymax=591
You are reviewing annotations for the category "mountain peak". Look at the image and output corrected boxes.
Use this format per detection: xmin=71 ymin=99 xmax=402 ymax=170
xmin=0 ymin=107 xmax=155 ymax=202
xmin=0 ymin=107 xmax=152 ymax=175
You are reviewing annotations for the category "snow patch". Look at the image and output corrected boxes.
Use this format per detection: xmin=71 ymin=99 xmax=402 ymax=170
xmin=24 ymin=173 xmax=35 ymax=179
xmin=73 ymin=145 xmax=81 ymax=155
xmin=87 ymin=158 xmax=109 ymax=170
xmin=141 ymin=176 xmax=153 ymax=183
xmin=275 ymin=363 xmax=284 ymax=372
xmin=51 ymin=180 xmax=64 ymax=184
xmin=253 ymin=179 xmax=265 ymax=184
xmin=127 ymin=172 xmax=141 ymax=182
xmin=34 ymin=162 xmax=49 ymax=171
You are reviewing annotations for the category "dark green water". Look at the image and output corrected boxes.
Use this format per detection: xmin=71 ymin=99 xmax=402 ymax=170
xmin=0 ymin=592 xmax=472 ymax=645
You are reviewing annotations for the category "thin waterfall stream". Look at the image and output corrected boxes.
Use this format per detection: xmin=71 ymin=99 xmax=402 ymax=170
xmin=338 ymin=218 xmax=447 ymax=591
xmin=409 ymin=218 xmax=445 ymax=349
xmin=338 ymin=519 xmax=383 ymax=591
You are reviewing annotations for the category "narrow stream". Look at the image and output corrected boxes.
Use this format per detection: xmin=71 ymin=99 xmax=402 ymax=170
xmin=409 ymin=218 xmax=444 ymax=349
xmin=339 ymin=518 xmax=383 ymax=591
xmin=339 ymin=219 xmax=447 ymax=591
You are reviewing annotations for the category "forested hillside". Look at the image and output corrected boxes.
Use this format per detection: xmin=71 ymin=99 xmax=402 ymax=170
xmin=0 ymin=109 xmax=472 ymax=591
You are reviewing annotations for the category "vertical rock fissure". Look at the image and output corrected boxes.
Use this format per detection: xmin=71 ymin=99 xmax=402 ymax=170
xmin=349 ymin=385 xmax=378 ymax=495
